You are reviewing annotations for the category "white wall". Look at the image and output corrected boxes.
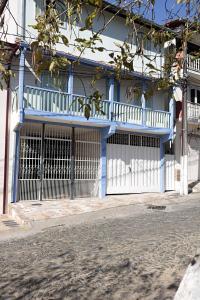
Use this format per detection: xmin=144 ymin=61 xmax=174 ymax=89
xmin=4 ymin=0 xmax=164 ymax=78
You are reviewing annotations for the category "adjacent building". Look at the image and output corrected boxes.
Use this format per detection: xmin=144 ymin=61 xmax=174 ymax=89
xmin=0 ymin=0 xmax=179 ymax=214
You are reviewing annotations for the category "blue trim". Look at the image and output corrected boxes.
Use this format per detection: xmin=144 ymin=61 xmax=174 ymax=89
xmin=12 ymin=130 xmax=20 ymax=203
xmin=160 ymin=138 xmax=165 ymax=193
xmin=24 ymin=109 xmax=171 ymax=135
xmin=99 ymin=132 xmax=107 ymax=198
xmin=141 ymin=94 xmax=146 ymax=126
xmin=23 ymin=119 xmax=103 ymax=131
xmin=99 ymin=125 xmax=116 ymax=198
xmin=55 ymin=51 xmax=158 ymax=82
xmin=169 ymin=97 xmax=174 ymax=138
xmin=18 ymin=46 xmax=26 ymax=124
xmin=67 ymin=64 xmax=74 ymax=94
xmin=116 ymin=80 xmax=120 ymax=102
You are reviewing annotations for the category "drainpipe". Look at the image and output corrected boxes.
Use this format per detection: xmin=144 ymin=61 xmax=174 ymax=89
xmin=21 ymin=0 xmax=26 ymax=40
xmin=2 ymin=65 xmax=11 ymax=214
xmin=3 ymin=45 xmax=19 ymax=214
xmin=18 ymin=44 xmax=26 ymax=124
xmin=12 ymin=44 xmax=26 ymax=203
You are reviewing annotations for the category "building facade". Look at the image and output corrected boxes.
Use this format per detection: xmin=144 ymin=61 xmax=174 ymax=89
xmin=166 ymin=20 xmax=200 ymax=193
xmin=0 ymin=0 xmax=176 ymax=214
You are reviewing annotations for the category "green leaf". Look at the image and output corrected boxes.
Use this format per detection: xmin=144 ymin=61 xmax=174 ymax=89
xmin=61 ymin=35 xmax=69 ymax=46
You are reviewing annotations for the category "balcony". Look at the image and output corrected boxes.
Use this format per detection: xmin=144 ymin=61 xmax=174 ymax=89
xmin=187 ymin=55 xmax=200 ymax=73
xmin=187 ymin=102 xmax=200 ymax=121
xmin=14 ymin=85 xmax=171 ymax=130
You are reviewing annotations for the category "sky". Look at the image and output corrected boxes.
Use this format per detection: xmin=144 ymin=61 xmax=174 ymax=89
xmin=108 ymin=0 xmax=187 ymax=24
xmin=152 ymin=0 xmax=186 ymax=24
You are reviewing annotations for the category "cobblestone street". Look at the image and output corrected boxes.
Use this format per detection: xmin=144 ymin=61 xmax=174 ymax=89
xmin=1 ymin=196 xmax=200 ymax=300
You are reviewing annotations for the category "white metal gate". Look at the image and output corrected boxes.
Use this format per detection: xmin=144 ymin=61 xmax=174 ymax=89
xmin=188 ymin=135 xmax=200 ymax=182
xmin=107 ymin=133 xmax=160 ymax=194
xmin=165 ymin=154 xmax=175 ymax=191
xmin=18 ymin=123 xmax=100 ymax=200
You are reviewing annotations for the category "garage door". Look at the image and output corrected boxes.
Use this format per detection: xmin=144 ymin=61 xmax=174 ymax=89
xmin=188 ymin=135 xmax=200 ymax=182
xmin=107 ymin=133 xmax=160 ymax=194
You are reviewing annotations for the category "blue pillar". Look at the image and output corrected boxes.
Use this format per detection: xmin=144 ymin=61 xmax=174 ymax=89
xmin=99 ymin=130 xmax=107 ymax=198
xmin=160 ymin=138 xmax=165 ymax=193
xmin=67 ymin=63 xmax=74 ymax=94
xmin=169 ymin=97 xmax=174 ymax=131
xmin=141 ymin=82 xmax=146 ymax=126
xmin=141 ymin=92 xmax=146 ymax=126
xmin=18 ymin=45 xmax=26 ymax=124
xmin=12 ymin=130 xmax=20 ymax=203
xmin=116 ymin=80 xmax=120 ymax=102
xmin=108 ymin=77 xmax=114 ymax=121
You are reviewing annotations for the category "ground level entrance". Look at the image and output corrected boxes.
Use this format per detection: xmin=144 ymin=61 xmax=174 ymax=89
xmin=188 ymin=134 xmax=200 ymax=182
xmin=107 ymin=133 xmax=161 ymax=194
xmin=18 ymin=123 xmax=100 ymax=201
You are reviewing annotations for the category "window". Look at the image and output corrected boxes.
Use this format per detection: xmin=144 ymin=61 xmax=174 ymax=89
xmin=106 ymin=79 xmax=120 ymax=102
xmin=41 ymin=72 xmax=68 ymax=91
xmin=35 ymin=0 xmax=67 ymax=26
xmin=190 ymin=89 xmax=195 ymax=103
xmin=197 ymin=90 xmax=200 ymax=104
xmin=190 ymin=87 xmax=200 ymax=104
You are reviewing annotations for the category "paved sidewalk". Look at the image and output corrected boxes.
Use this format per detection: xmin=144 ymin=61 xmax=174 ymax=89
xmin=9 ymin=191 xmax=186 ymax=225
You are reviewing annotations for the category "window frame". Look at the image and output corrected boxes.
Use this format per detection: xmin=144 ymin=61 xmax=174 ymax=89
xmin=189 ymin=85 xmax=200 ymax=105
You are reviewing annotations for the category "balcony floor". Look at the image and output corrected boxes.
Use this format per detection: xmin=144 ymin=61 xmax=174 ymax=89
xmin=24 ymin=109 xmax=171 ymax=135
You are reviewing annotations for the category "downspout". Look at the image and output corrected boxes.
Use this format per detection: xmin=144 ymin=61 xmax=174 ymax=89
xmin=3 ymin=45 xmax=18 ymax=214
xmin=2 ymin=64 xmax=11 ymax=214
xmin=21 ymin=0 xmax=26 ymax=40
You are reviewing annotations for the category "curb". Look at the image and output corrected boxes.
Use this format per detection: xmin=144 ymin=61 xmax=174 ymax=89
xmin=8 ymin=204 xmax=31 ymax=226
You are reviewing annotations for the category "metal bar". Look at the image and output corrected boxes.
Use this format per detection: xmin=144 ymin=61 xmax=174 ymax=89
xmin=39 ymin=123 xmax=45 ymax=201
xmin=70 ymin=127 xmax=75 ymax=200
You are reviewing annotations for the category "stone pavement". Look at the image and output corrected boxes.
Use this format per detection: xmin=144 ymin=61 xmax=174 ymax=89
xmin=2 ymin=194 xmax=200 ymax=299
xmin=9 ymin=191 xmax=185 ymax=225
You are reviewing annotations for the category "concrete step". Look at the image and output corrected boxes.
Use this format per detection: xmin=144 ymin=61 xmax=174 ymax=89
xmin=188 ymin=181 xmax=200 ymax=193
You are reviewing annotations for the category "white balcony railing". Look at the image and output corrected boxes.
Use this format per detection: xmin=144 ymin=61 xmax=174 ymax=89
xmin=13 ymin=85 xmax=171 ymax=129
xmin=187 ymin=102 xmax=200 ymax=120
xmin=187 ymin=55 xmax=200 ymax=73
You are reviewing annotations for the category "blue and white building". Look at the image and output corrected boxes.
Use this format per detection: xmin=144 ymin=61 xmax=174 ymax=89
xmin=0 ymin=0 xmax=176 ymax=214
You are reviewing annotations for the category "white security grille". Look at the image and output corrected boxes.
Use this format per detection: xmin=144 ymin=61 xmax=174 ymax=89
xmin=18 ymin=123 xmax=100 ymax=201
xmin=107 ymin=133 xmax=160 ymax=147
xmin=19 ymin=124 xmax=42 ymax=200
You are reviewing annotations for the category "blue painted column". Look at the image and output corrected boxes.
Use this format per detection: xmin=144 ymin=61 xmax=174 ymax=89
xmin=99 ymin=130 xmax=107 ymax=198
xmin=116 ymin=80 xmax=120 ymax=102
xmin=68 ymin=63 xmax=74 ymax=110
xmin=18 ymin=45 xmax=26 ymax=124
xmin=108 ymin=77 xmax=114 ymax=121
xmin=141 ymin=82 xmax=146 ymax=126
xmin=160 ymin=138 xmax=165 ymax=193
xmin=141 ymin=92 xmax=146 ymax=126
xmin=68 ymin=63 xmax=74 ymax=94
xmin=12 ymin=130 xmax=20 ymax=203
xmin=169 ymin=97 xmax=174 ymax=133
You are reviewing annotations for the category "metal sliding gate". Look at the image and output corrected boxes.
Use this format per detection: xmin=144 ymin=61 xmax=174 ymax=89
xmin=107 ymin=133 xmax=161 ymax=194
xmin=18 ymin=123 xmax=100 ymax=201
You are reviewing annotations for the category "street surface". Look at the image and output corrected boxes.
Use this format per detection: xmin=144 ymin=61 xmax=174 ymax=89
xmin=1 ymin=196 xmax=200 ymax=299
